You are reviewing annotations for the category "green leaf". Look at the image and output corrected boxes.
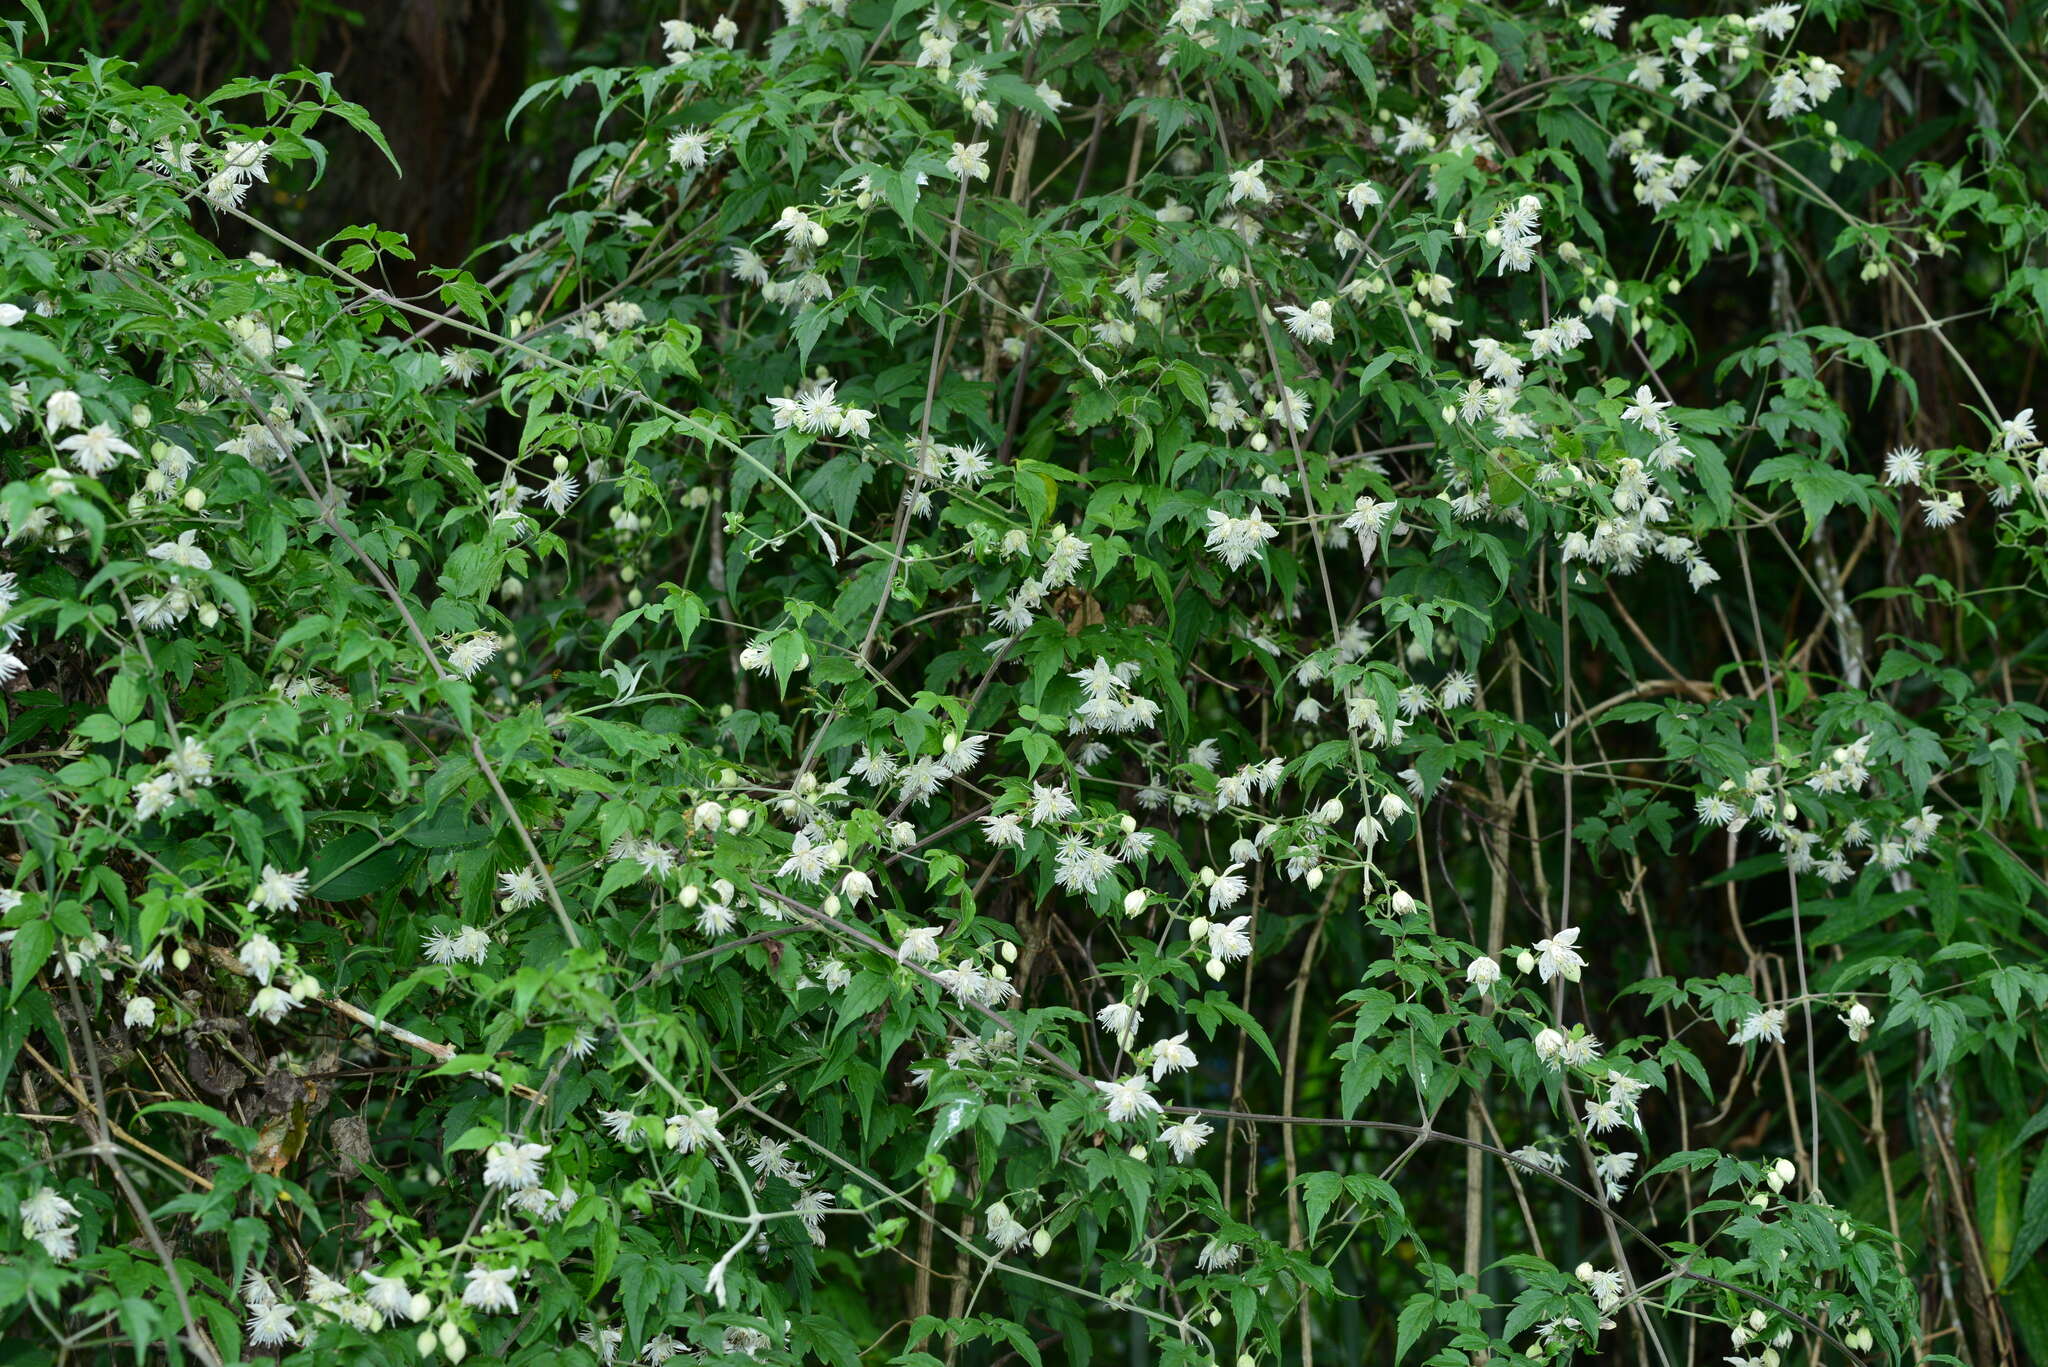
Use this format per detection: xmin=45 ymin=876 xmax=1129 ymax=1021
xmin=9 ymin=918 xmax=52 ymax=1002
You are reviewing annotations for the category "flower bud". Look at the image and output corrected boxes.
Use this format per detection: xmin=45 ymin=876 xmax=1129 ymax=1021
xmin=681 ymin=884 xmax=701 ymax=908
xmin=1120 ymin=814 xmax=1137 ymax=834
xmin=1031 ymin=1228 xmax=1052 ymax=1256
xmin=172 ymin=946 xmax=192 ymax=971
xmin=1188 ymin=917 xmax=1210 ymax=941
xmin=1123 ymin=889 xmax=1146 ymax=915
xmin=1516 ymin=950 xmax=1536 ymax=974
xmin=409 ymin=1293 xmax=432 ymax=1321
xmin=1749 ymin=1312 xmax=1768 ymax=1332
xmin=1128 ymin=1144 xmax=1147 ymax=1161
xmin=182 ymin=487 xmax=205 ymax=511
xmin=1205 ymin=957 xmax=1225 ymax=981
xmin=1304 ymin=867 xmax=1324 ymax=890
xmin=1000 ymin=941 xmax=1017 ymax=963
xmin=417 ymin=1329 xmax=438 ymax=1357
xmin=727 ymin=808 xmax=752 ymax=831
xmin=822 ymin=894 xmax=842 ymax=917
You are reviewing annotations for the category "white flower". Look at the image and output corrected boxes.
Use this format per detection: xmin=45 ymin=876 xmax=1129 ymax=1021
xmin=246 ymin=1302 xmax=300 ymax=1347
xmin=132 ymin=773 xmax=177 ymax=821
xmin=1094 ymin=1074 xmax=1163 ymax=1123
xmin=247 ymin=985 xmax=297 ymax=1023
xmin=1196 ymin=1240 xmax=1242 ymax=1271
xmin=124 ymin=996 xmax=156 ymax=1029
xmin=1883 ymin=446 xmax=1924 ymax=486
xmin=540 ymin=473 xmax=581 ymax=514
xmin=1206 ymin=914 xmax=1253 ymax=963
xmin=43 ymin=389 xmax=84 ymax=434
xmin=1999 ymin=408 xmax=2037 ymax=451
xmin=1731 ymin=1007 xmax=1787 ymax=1046
xmin=1841 ymin=1000 xmax=1874 ymax=1042
xmin=1226 ymin=159 xmax=1271 ymax=205
xmin=985 ymin=1200 xmax=1031 ymax=1250
xmin=1096 ymin=1000 xmax=1141 ymax=1046
xmin=665 ymin=1103 xmax=723 ymax=1153
xmin=21 ymin=1187 xmax=78 ymax=1234
xmin=447 ymin=632 xmax=502 ymax=678
xmin=58 ymin=423 xmax=137 ymax=475
xmin=1620 ymin=385 xmax=1673 ymax=435
xmin=498 ymin=867 xmax=547 ymax=907
xmin=250 ymin=864 xmax=307 ymax=918
xmin=239 ymin=930 xmax=286 ymax=982
xmin=1578 ymin=1266 xmax=1625 ymax=1313
xmin=462 ymin=1265 xmax=520 ymax=1313
xmin=423 ymin=924 xmax=491 ymax=965
xmin=1751 ymin=2 xmax=1798 ymax=37
xmin=1203 ymin=508 xmax=1279 ymax=570
xmin=946 ymin=140 xmax=991 ymax=181
xmin=1465 ymin=955 xmax=1501 ymax=993
xmin=667 ymin=129 xmax=716 ymax=169
xmin=364 ymin=1272 xmax=417 ymax=1319
xmin=1160 ymin=1117 xmax=1213 ymax=1161
xmin=1149 ymin=1032 xmax=1197 ymax=1080
xmin=898 ymin=926 xmax=943 ymax=963
xmin=778 ymin=832 xmax=832 ymax=884
xmin=1028 ymin=782 xmax=1077 ymax=825
xmin=1207 ymin=863 xmax=1248 ymax=910
xmin=483 ymin=1139 xmax=550 ymax=1191
xmin=1533 ymin=925 xmax=1585 ymax=983
xmin=1276 ymin=300 xmax=1335 ymax=345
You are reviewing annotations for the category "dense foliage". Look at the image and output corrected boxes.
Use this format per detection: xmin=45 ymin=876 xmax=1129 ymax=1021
xmin=4 ymin=0 xmax=2048 ymax=1365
